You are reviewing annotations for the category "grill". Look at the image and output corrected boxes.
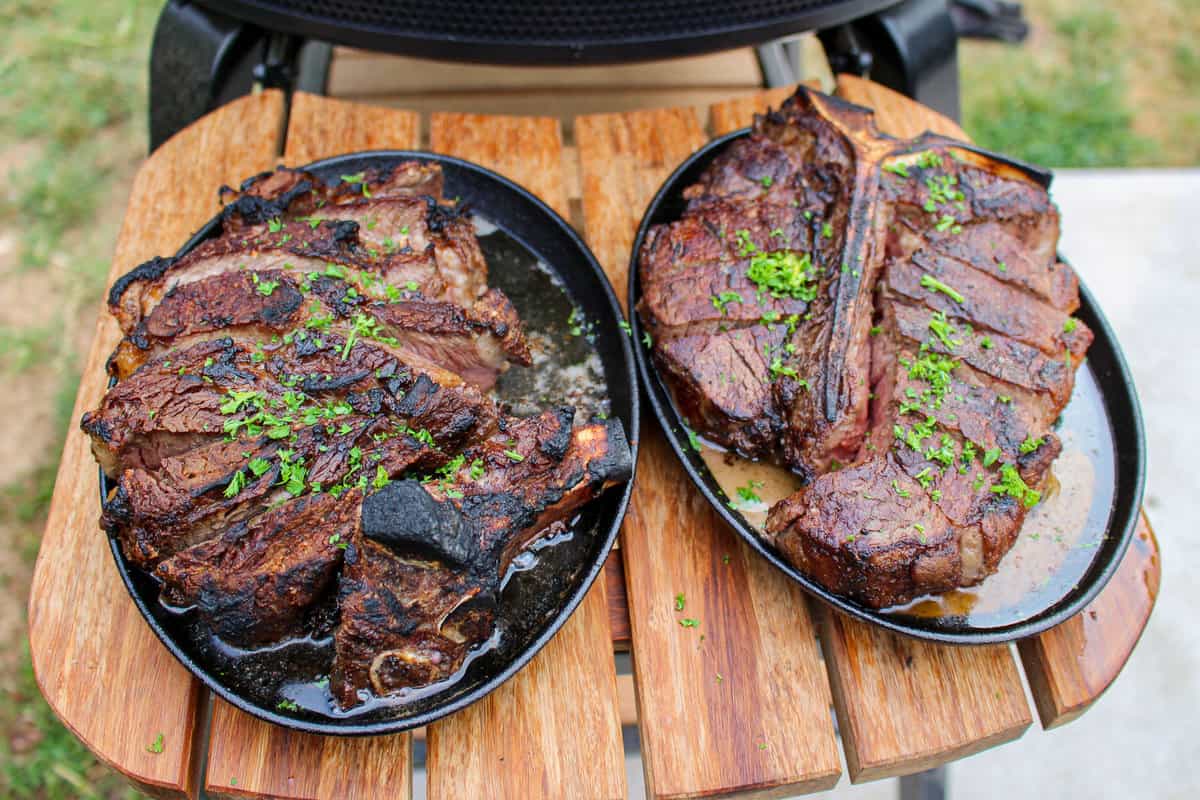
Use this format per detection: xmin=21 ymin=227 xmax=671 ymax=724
xmin=194 ymin=0 xmax=896 ymax=64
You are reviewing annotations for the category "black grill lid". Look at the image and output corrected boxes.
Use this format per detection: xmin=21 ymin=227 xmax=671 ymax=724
xmin=197 ymin=0 xmax=899 ymax=64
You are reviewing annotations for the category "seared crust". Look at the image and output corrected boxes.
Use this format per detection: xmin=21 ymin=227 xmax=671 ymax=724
xmin=640 ymin=86 xmax=1091 ymax=607
xmin=85 ymin=161 xmax=634 ymax=709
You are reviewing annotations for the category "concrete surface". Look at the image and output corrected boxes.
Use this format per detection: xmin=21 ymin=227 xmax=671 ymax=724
xmin=411 ymin=170 xmax=1200 ymax=800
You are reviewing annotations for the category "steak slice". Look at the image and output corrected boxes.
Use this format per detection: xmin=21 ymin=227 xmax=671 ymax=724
xmin=86 ymin=334 xmax=496 ymax=477
xmin=217 ymin=161 xmax=444 ymax=231
xmin=154 ymin=491 xmax=357 ymax=647
xmin=106 ymin=263 xmax=529 ymax=388
xmin=646 ymin=86 xmax=1093 ymax=606
xmin=332 ymin=411 xmax=633 ymax=706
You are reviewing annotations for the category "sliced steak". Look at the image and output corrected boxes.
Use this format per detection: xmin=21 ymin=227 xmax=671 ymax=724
xmin=333 ymin=411 xmax=633 ymax=706
xmin=107 ymin=261 xmax=528 ymax=389
xmin=86 ymin=335 xmax=495 ymax=477
xmin=154 ymin=491 xmax=357 ymax=647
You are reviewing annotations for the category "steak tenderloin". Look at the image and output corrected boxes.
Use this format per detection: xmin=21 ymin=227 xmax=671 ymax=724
xmin=637 ymin=87 xmax=1091 ymax=607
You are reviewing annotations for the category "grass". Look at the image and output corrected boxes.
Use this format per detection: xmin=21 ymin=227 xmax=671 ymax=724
xmin=0 ymin=0 xmax=1196 ymax=796
xmin=961 ymin=0 xmax=1200 ymax=167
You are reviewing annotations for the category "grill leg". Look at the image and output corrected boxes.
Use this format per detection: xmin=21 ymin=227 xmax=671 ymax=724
xmin=148 ymin=0 xmax=330 ymax=152
xmin=899 ymin=765 xmax=948 ymax=800
xmin=819 ymin=0 xmax=961 ymax=121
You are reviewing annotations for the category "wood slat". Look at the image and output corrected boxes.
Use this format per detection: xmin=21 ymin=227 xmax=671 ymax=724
xmin=284 ymin=91 xmax=420 ymax=162
xmin=203 ymin=92 xmax=420 ymax=800
xmin=576 ymin=106 xmax=841 ymax=800
xmin=817 ymin=607 xmax=1031 ymax=781
xmin=706 ymin=79 xmax=1033 ymax=783
xmin=26 ymin=90 xmax=287 ymax=800
xmin=424 ymin=111 xmax=627 ymax=800
xmin=205 ymin=703 xmax=412 ymax=800
xmin=1018 ymin=513 xmax=1161 ymax=729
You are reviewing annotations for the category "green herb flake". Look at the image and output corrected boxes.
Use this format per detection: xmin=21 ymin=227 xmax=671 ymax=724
xmin=883 ymin=161 xmax=910 ymax=178
xmin=759 ymin=175 xmax=773 ymax=188
xmin=711 ymin=291 xmax=744 ymax=315
xmin=982 ymin=447 xmax=1002 ymax=467
xmin=678 ymin=618 xmax=700 ymax=628
xmin=919 ymin=273 xmax=965 ymax=303
xmin=991 ymin=463 xmax=1041 ymax=507
xmin=1019 ymin=435 xmax=1045 ymax=454
xmin=223 ymin=469 xmax=247 ymax=498
xmin=503 ymin=449 xmax=525 ymax=463
xmin=674 ymin=593 xmax=686 ymax=611
xmin=146 ymin=733 xmax=165 ymax=754
xmin=1063 ymin=317 xmax=1079 ymax=333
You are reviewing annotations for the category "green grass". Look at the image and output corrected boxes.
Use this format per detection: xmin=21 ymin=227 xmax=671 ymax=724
xmin=2 ymin=646 xmax=139 ymax=800
xmin=962 ymin=7 xmax=1152 ymax=167
xmin=0 ymin=2 xmax=159 ymax=797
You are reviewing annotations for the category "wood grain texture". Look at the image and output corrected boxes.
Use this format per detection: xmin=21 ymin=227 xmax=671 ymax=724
xmin=818 ymin=607 xmax=1031 ymax=781
xmin=424 ymin=111 xmax=626 ymax=800
xmin=1018 ymin=514 xmax=1161 ymax=729
xmin=284 ymin=91 xmax=420 ymax=163
xmin=205 ymin=701 xmax=411 ymax=800
xmin=430 ymin=112 xmax=567 ymax=217
xmin=26 ymin=90 xmax=287 ymax=800
xmin=605 ymin=556 xmax=632 ymax=649
xmin=201 ymin=90 xmax=422 ymax=800
xmin=576 ymin=105 xmax=841 ymax=800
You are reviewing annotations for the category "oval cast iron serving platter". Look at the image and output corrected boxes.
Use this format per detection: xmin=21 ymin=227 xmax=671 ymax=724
xmin=99 ymin=151 xmax=639 ymax=734
xmin=628 ymin=129 xmax=1145 ymax=645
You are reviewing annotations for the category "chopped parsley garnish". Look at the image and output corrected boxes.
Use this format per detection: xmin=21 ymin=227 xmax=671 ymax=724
xmin=869 ymin=325 xmax=882 ymax=336
xmin=760 ymin=175 xmax=773 ymax=188
xmin=711 ymin=291 xmax=743 ymax=315
xmin=915 ymin=150 xmax=944 ymax=169
xmin=1063 ymin=317 xmax=1079 ymax=333
xmin=251 ymin=272 xmax=280 ymax=296
xmin=618 ymin=320 xmax=633 ymax=335
xmin=146 ymin=733 xmax=164 ymax=754
xmin=821 ymin=222 xmax=834 ymax=239
xmin=469 ymin=458 xmax=486 ymax=481
xmin=891 ymin=479 xmax=911 ymax=498
xmin=980 ymin=335 xmax=994 ymax=349
xmin=768 ymin=357 xmax=798 ymax=379
xmin=678 ymin=618 xmax=699 ymax=628
xmin=735 ymin=229 xmax=818 ymax=302
xmin=919 ymin=274 xmax=965 ymax=303
xmin=982 ymin=447 xmax=1001 ymax=467
xmin=991 ymin=463 xmax=1041 ymax=507
xmin=642 ymin=331 xmax=653 ymax=348
xmin=674 ymin=593 xmax=686 ymax=611
xmin=267 ymin=218 xmax=284 ymax=233
xmin=1019 ymin=435 xmax=1045 ymax=454
xmin=883 ymin=161 xmax=910 ymax=178
xmin=372 ymin=465 xmax=391 ymax=490
xmin=223 ymin=469 xmax=247 ymax=498
xmin=682 ymin=424 xmax=702 ymax=453
xmin=503 ymin=449 xmax=524 ymax=463
xmin=736 ymin=480 xmax=764 ymax=505
xmin=248 ymin=457 xmax=272 ymax=477
xmin=927 ymin=311 xmax=962 ymax=349
xmin=276 ymin=699 xmax=300 ymax=712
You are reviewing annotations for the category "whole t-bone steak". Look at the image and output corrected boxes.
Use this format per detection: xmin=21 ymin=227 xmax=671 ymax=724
xmin=637 ymin=87 xmax=1091 ymax=608
xmin=85 ymin=162 xmax=632 ymax=708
